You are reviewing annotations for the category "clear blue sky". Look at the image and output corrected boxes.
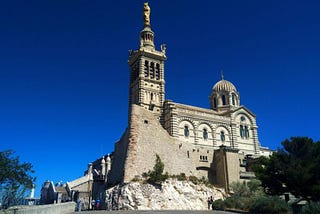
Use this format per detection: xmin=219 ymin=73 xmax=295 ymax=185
xmin=1 ymin=0 xmax=319 ymax=197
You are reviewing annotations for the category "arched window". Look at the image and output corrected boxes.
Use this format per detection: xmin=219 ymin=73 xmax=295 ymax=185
xmin=144 ymin=60 xmax=149 ymax=77
xmin=150 ymin=62 xmax=155 ymax=79
xmin=150 ymin=93 xmax=153 ymax=101
xmin=213 ymin=98 xmax=217 ymax=108
xmin=220 ymin=131 xmax=225 ymax=142
xmin=240 ymin=125 xmax=244 ymax=138
xmin=232 ymin=94 xmax=236 ymax=105
xmin=203 ymin=129 xmax=208 ymax=140
xmin=184 ymin=126 xmax=189 ymax=137
xmin=222 ymin=95 xmax=226 ymax=105
xmin=245 ymin=126 xmax=249 ymax=138
xmin=155 ymin=63 xmax=160 ymax=80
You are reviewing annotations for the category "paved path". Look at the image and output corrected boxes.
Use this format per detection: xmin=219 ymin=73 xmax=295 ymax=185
xmin=71 ymin=210 xmax=240 ymax=214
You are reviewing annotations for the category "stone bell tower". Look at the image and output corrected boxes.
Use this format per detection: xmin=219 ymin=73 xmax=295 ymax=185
xmin=128 ymin=2 xmax=167 ymax=120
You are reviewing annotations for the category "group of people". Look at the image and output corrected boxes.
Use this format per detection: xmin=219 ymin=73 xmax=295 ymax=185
xmin=91 ymin=199 xmax=101 ymax=210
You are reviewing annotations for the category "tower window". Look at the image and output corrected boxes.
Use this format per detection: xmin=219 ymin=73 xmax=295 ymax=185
xmin=232 ymin=94 xmax=236 ymax=105
xmin=144 ymin=60 xmax=149 ymax=77
xmin=184 ymin=126 xmax=189 ymax=137
xmin=155 ymin=63 xmax=160 ymax=80
xmin=213 ymin=98 xmax=217 ymax=108
xmin=203 ymin=129 xmax=208 ymax=140
xmin=222 ymin=95 xmax=226 ymax=105
xmin=220 ymin=131 xmax=225 ymax=142
xmin=131 ymin=61 xmax=139 ymax=83
xmin=150 ymin=62 xmax=155 ymax=79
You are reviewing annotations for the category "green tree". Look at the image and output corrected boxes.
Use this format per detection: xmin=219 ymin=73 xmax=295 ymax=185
xmin=144 ymin=154 xmax=168 ymax=184
xmin=0 ymin=150 xmax=36 ymax=208
xmin=252 ymin=137 xmax=320 ymax=201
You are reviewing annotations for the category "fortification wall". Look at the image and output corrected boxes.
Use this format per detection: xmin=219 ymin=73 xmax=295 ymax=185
xmin=108 ymin=128 xmax=130 ymax=185
xmin=122 ymin=105 xmax=216 ymax=182
xmin=123 ymin=105 xmax=191 ymax=182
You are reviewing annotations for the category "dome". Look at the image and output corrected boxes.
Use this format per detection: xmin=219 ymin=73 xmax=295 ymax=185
xmin=212 ymin=79 xmax=237 ymax=92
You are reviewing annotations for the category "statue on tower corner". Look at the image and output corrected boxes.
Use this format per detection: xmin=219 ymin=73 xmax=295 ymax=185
xmin=143 ymin=2 xmax=151 ymax=27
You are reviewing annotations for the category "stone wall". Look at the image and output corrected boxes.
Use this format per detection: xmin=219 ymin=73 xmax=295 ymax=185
xmin=123 ymin=104 xmax=195 ymax=182
xmin=108 ymin=128 xmax=129 ymax=185
xmin=1 ymin=202 xmax=75 ymax=214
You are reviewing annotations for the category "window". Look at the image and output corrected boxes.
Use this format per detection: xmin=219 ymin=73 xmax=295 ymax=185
xmin=184 ymin=126 xmax=189 ymax=137
xmin=150 ymin=62 xmax=155 ymax=79
xmin=232 ymin=94 xmax=236 ymax=105
xmin=144 ymin=60 xmax=149 ymax=77
xmin=155 ymin=63 xmax=160 ymax=80
xmin=213 ymin=98 xmax=217 ymax=108
xmin=203 ymin=129 xmax=208 ymax=140
xmin=245 ymin=126 xmax=249 ymax=138
xmin=240 ymin=125 xmax=244 ymax=138
xmin=240 ymin=116 xmax=246 ymax=122
xmin=240 ymin=125 xmax=249 ymax=139
xmin=220 ymin=131 xmax=225 ymax=142
xmin=222 ymin=95 xmax=226 ymax=105
xmin=200 ymin=155 xmax=208 ymax=162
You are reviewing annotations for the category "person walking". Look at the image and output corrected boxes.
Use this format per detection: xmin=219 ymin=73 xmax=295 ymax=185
xmin=207 ymin=196 xmax=213 ymax=210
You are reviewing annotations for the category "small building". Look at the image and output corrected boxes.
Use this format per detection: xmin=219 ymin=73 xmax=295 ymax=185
xmin=40 ymin=155 xmax=111 ymax=210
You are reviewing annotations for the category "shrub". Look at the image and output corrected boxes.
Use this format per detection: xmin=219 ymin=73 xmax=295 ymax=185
xmin=143 ymin=154 xmax=169 ymax=184
xmin=212 ymin=199 xmax=225 ymax=210
xmin=301 ymin=201 xmax=320 ymax=214
xmin=223 ymin=195 xmax=253 ymax=211
xmin=188 ymin=175 xmax=199 ymax=185
xmin=176 ymin=173 xmax=187 ymax=181
xmin=131 ymin=177 xmax=140 ymax=182
xmin=249 ymin=196 xmax=291 ymax=214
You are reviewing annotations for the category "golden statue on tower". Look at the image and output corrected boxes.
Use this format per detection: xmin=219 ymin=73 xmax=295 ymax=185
xmin=143 ymin=2 xmax=151 ymax=27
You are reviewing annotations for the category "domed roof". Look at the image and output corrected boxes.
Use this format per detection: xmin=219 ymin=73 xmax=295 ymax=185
xmin=212 ymin=79 xmax=237 ymax=92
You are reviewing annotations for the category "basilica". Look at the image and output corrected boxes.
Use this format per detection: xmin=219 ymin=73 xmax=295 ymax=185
xmin=107 ymin=2 xmax=272 ymax=189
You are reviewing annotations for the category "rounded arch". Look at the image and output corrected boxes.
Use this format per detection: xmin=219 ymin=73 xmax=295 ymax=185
xmin=215 ymin=125 xmax=231 ymax=147
xmin=198 ymin=122 xmax=212 ymax=131
xmin=177 ymin=119 xmax=196 ymax=143
xmin=177 ymin=117 xmax=197 ymax=128
xmin=235 ymin=113 xmax=254 ymax=140
xmin=234 ymin=112 xmax=254 ymax=125
xmin=231 ymin=92 xmax=240 ymax=106
xmin=197 ymin=122 xmax=213 ymax=144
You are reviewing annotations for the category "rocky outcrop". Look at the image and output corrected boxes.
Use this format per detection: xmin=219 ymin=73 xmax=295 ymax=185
xmin=106 ymin=179 xmax=226 ymax=210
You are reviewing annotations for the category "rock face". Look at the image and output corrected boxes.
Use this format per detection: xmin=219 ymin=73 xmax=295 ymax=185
xmin=106 ymin=179 xmax=226 ymax=210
